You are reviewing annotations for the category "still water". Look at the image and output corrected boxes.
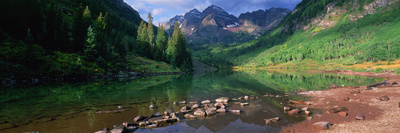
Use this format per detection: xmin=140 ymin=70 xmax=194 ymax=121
xmin=0 ymin=70 xmax=381 ymax=133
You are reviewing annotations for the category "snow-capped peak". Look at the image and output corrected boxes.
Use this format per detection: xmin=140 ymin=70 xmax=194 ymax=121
xmin=227 ymin=22 xmax=239 ymax=28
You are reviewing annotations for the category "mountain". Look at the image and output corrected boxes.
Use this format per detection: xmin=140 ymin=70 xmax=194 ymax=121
xmin=184 ymin=5 xmax=241 ymax=44
xmin=192 ymin=0 xmax=400 ymax=69
xmin=164 ymin=5 xmax=290 ymax=45
xmin=163 ymin=15 xmax=184 ymax=34
xmin=180 ymin=9 xmax=202 ymax=36
xmin=238 ymin=7 xmax=292 ymax=32
xmin=199 ymin=5 xmax=239 ymax=28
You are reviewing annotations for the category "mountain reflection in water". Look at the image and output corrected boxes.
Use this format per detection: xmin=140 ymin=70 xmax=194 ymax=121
xmin=0 ymin=70 xmax=380 ymax=133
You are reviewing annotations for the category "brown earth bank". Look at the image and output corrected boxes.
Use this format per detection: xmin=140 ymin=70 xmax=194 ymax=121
xmin=281 ymin=71 xmax=400 ymax=133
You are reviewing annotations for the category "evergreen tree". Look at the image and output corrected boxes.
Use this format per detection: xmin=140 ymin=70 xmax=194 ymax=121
xmin=139 ymin=21 xmax=151 ymax=58
xmin=93 ymin=12 xmax=108 ymax=61
xmin=147 ymin=12 xmax=155 ymax=47
xmin=166 ymin=22 xmax=180 ymax=64
xmin=83 ymin=6 xmax=91 ymax=26
xmin=136 ymin=20 xmax=144 ymax=55
xmin=155 ymin=24 xmax=167 ymax=61
xmin=84 ymin=25 xmax=96 ymax=61
xmin=166 ymin=22 xmax=193 ymax=71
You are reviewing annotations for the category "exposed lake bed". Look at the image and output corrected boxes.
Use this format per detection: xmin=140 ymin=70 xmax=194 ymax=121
xmin=0 ymin=70 xmax=383 ymax=133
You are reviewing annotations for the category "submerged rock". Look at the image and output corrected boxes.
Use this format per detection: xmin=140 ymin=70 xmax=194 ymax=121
xmin=180 ymin=106 xmax=191 ymax=112
xmin=170 ymin=112 xmax=179 ymax=118
xmin=149 ymin=104 xmax=157 ymax=109
xmin=216 ymin=97 xmax=229 ymax=103
xmin=110 ymin=125 xmax=126 ymax=133
xmin=305 ymin=111 xmax=311 ymax=116
xmin=194 ymin=110 xmax=206 ymax=116
xmin=313 ymin=121 xmax=331 ymax=130
xmin=133 ymin=116 xmax=146 ymax=123
xmin=205 ymin=110 xmax=215 ymax=116
xmin=240 ymin=103 xmax=249 ymax=106
xmin=216 ymin=108 xmax=226 ymax=113
xmin=122 ymin=122 xmax=134 ymax=127
xmin=230 ymin=110 xmax=241 ymax=114
xmin=164 ymin=111 xmax=169 ymax=116
xmin=96 ymin=109 xmax=125 ymax=114
xmin=244 ymin=96 xmax=249 ymax=100
xmin=184 ymin=114 xmax=196 ymax=119
xmin=146 ymin=124 xmax=158 ymax=128
xmin=288 ymin=109 xmax=299 ymax=115
xmin=148 ymin=116 xmax=164 ymax=123
xmin=328 ymin=107 xmax=348 ymax=113
xmin=95 ymin=128 xmax=109 ymax=133
xmin=214 ymin=103 xmax=225 ymax=109
xmin=139 ymin=121 xmax=151 ymax=126
xmin=264 ymin=117 xmax=280 ymax=124
xmin=201 ymin=100 xmax=211 ymax=104
xmin=191 ymin=104 xmax=200 ymax=110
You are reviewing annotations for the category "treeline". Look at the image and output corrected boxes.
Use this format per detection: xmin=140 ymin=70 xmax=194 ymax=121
xmin=137 ymin=14 xmax=193 ymax=71
xmin=0 ymin=0 xmax=192 ymax=79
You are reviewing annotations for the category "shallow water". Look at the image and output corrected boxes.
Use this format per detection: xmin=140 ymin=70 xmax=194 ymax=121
xmin=0 ymin=70 xmax=381 ymax=133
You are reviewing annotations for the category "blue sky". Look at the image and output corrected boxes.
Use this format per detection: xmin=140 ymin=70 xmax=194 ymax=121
xmin=124 ymin=0 xmax=302 ymax=25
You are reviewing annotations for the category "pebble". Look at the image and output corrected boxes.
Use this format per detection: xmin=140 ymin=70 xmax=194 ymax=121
xmin=149 ymin=104 xmax=157 ymax=109
xmin=313 ymin=121 xmax=331 ymax=130
xmin=355 ymin=113 xmax=365 ymax=120
xmin=338 ymin=111 xmax=348 ymax=117
xmin=240 ymin=103 xmax=249 ymax=106
xmin=379 ymin=95 xmax=389 ymax=101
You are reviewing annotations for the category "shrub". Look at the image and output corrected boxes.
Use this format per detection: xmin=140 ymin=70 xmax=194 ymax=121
xmin=375 ymin=68 xmax=383 ymax=73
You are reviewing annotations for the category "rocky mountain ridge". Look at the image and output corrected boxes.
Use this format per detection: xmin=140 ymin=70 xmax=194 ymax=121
xmin=163 ymin=5 xmax=290 ymax=44
xmin=238 ymin=7 xmax=292 ymax=32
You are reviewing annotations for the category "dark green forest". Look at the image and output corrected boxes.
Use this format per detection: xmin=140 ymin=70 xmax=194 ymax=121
xmin=0 ymin=0 xmax=192 ymax=79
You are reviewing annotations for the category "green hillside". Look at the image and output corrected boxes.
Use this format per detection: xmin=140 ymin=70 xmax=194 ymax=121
xmin=0 ymin=0 xmax=191 ymax=79
xmin=193 ymin=0 xmax=400 ymax=70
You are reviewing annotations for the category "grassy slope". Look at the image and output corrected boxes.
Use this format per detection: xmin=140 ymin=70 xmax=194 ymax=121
xmin=193 ymin=0 xmax=400 ymax=72
xmin=126 ymin=56 xmax=181 ymax=73
xmin=246 ymin=4 xmax=400 ymax=66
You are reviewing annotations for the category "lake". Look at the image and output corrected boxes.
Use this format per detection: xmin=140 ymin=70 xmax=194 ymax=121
xmin=0 ymin=70 xmax=381 ymax=133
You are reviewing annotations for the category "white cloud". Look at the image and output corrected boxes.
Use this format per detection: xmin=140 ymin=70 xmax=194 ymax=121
xmin=152 ymin=8 xmax=165 ymax=16
xmin=193 ymin=0 xmax=212 ymax=11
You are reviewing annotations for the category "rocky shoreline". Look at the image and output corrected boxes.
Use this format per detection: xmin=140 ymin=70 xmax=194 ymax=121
xmin=94 ymin=94 xmax=311 ymax=133
xmin=94 ymin=97 xmax=247 ymax=133
xmin=281 ymin=71 xmax=400 ymax=132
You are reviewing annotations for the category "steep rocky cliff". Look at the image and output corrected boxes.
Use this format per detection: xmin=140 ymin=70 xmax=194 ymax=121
xmin=164 ymin=5 xmax=290 ymax=44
